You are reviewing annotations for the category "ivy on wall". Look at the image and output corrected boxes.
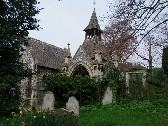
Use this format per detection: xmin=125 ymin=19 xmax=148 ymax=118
xmin=101 ymin=66 xmax=126 ymax=102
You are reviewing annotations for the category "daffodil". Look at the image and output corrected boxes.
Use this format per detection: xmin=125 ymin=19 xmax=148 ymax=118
xmin=20 ymin=111 xmax=23 ymax=115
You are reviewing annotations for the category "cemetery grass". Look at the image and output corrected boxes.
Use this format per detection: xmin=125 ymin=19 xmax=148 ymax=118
xmin=79 ymin=102 xmax=168 ymax=126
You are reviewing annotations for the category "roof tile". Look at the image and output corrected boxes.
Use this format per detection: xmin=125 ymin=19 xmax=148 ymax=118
xmin=28 ymin=38 xmax=64 ymax=70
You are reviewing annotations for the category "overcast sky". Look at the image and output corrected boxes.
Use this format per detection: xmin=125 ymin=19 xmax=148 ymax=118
xmin=28 ymin=0 xmax=110 ymax=56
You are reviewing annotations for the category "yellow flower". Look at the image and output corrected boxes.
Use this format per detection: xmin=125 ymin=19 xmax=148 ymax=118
xmin=33 ymin=116 xmax=36 ymax=119
xmin=19 ymin=107 xmax=22 ymax=110
xmin=20 ymin=111 xmax=23 ymax=115
xmin=43 ymin=116 xmax=45 ymax=119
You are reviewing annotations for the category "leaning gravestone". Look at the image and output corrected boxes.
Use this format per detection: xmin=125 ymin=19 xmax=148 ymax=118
xmin=66 ymin=96 xmax=79 ymax=116
xmin=102 ymin=86 xmax=113 ymax=105
xmin=42 ymin=91 xmax=55 ymax=111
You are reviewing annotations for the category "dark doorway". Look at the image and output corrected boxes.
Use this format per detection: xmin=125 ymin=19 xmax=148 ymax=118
xmin=72 ymin=65 xmax=89 ymax=77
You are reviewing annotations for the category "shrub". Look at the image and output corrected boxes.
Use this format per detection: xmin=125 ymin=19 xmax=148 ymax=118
xmin=147 ymin=68 xmax=168 ymax=100
xmin=100 ymin=66 xmax=126 ymax=102
xmin=0 ymin=107 xmax=78 ymax=126
xmin=44 ymin=73 xmax=77 ymax=107
xmin=75 ymin=76 xmax=99 ymax=105
xmin=0 ymin=75 xmax=21 ymax=116
xmin=44 ymin=73 xmax=102 ymax=106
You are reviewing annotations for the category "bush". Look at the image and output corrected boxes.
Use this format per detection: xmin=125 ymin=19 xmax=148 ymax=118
xmin=44 ymin=73 xmax=103 ymax=107
xmin=44 ymin=73 xmax=76 ymax=107
xmin=0 ymin=75 xmax=21 ymax=116
xmin=100 ymin=66 xmax=126 ymax=102
xmin=44 ymin=67 xmax=127 ymax=107
xmin=147 ymin=68 xmax=168 ymax=100
xmin=0 ymin=107 xmax=78 ymax=126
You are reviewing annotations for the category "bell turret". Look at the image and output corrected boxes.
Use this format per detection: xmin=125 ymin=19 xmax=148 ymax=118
xmin=84 ymin=8 xmax=102 ymax=40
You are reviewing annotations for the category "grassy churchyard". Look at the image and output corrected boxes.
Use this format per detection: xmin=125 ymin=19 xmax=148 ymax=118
xmin=1 ymin=100 xmax=168 ymax=126
xmin=79 ymin=101 xmax=168 ymax=126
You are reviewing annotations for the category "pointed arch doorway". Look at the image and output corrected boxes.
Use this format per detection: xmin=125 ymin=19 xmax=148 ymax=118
xmin=72 ymin=64 xmax=90 ymax=77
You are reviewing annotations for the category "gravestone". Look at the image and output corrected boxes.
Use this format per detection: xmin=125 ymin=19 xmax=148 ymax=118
xmin=66 ymin=96 xmax=79 ymax=116
xmin=102 ymin=86 xmax=113 ymax=105
xmin=42 ymin=91 xmax=55 ymax=111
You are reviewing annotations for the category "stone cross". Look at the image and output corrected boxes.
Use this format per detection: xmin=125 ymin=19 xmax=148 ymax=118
xmin=93 ymin=0 xmax=96 ymax=8
xmin=42 ymin=91 xmax=55 ymax=111
xmin=66 ymin=96 xmax=79 ymax=116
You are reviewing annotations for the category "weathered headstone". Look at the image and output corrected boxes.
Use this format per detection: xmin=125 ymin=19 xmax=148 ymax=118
xmin=42 ymin=91 xmax=55 ymax=111
xmin=66 ymin=96 xmax=79 ymax=116
xmin=102 ymin=86 xmax=113 ymax=105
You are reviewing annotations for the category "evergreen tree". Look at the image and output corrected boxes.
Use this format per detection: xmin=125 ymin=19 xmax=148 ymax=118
xmin=0 ymin=0 xmax=40 ymax=115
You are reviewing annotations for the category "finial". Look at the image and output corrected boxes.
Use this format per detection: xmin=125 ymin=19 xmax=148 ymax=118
xmin=68 ymin=43 xmax=70 ymax=49
xmin=93 ymin=0 xmax=96 ymax=8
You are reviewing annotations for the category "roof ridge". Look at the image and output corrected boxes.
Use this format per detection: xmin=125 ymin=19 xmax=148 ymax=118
xmin=28 ymin=37 xmax=62 ymax=50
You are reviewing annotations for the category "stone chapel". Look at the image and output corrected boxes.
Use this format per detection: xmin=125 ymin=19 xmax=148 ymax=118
xmin=62 ymin=8 xmax=118 ymax=80
xmin=21 ymin=8 xmax=146 ymax=106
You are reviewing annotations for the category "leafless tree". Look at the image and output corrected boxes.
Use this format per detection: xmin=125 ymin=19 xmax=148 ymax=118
xmin=105 ymin=0 xmax=168 ymax=59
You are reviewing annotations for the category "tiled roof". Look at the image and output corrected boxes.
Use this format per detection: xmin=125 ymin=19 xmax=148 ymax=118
xmin=119 ymin=63 xmax=146 ymax=71
xmin=28 ymin=38 xmax=64 ymax=70
xmin=124 ymin=65 xmax=146 ymax=71
xmin=81 ymin=39 xmax=108 ymax=60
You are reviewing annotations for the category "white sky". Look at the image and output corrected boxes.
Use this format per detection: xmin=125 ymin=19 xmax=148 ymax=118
xmin=28 ymin=0 xmax=110 ymax=56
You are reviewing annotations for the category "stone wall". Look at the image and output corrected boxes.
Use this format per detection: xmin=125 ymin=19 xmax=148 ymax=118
xmin=21 ymin=45 xmax=60 ymax=106
xmin=36 ymin=66 xmax=59 ymax=106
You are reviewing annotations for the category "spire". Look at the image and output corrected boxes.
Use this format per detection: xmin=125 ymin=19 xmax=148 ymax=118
xmin=84 ymin=8 xmax=101 ymax=31
xmin=84 ymin=8 xmax=102 ymax=40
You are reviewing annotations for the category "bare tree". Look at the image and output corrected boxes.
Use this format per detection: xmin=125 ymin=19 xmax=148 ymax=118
xmin=105 ymin=0 xmax=168 ymax=59
xmin=135 ymin=20 xmax=168 ymax=68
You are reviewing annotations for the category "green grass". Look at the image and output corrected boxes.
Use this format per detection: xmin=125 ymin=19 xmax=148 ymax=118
xmin=1 ymin=101 xmax=168 ymax=126
xmin=79 ymin=109 xmax=168 ymax=126
xmin=79 ymin=102 xmax=168 ymax=126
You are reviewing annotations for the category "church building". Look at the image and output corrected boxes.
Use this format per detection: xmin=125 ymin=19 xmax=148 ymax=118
xmin=21 ymin=8 xmax=146 ymax=106
xmin=62 ymin=8 xmax=119 ymax=80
